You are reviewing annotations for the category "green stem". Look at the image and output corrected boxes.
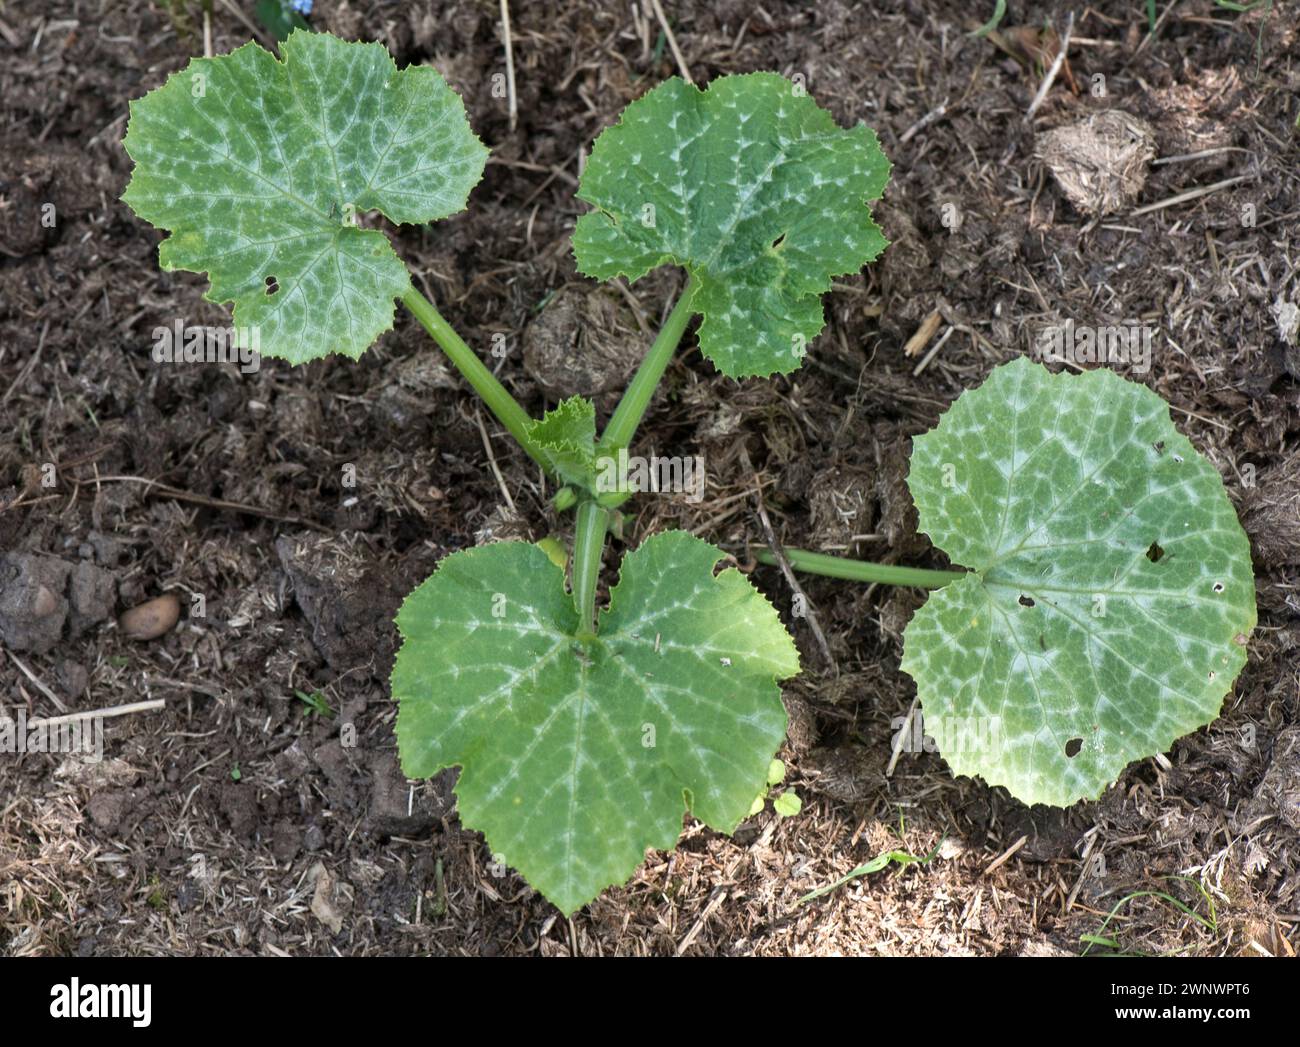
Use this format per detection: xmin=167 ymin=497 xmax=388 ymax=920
xmin=599 ymin=277 xmax=696 ymax=452
xmin=571 ymin=500 xmax=609 ymax=636
xmin=401 ymin=286 xmax=548 ymax=471
xmin=551 ymin=279 xmax=697 ymax=514
xmin=756 ymin=548 xmax=963 ymax=589
xmin=568 ymin=280 xmax=700 ymax=630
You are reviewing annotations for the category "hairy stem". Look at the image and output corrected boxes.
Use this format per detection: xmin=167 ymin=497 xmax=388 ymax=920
xmin=755 ymin=548 xmax=963 ymax=589
xmin=401 ymin=285 xmax=548 ymax=471
xmin=571 ymin=500 xmax=609 ymax=636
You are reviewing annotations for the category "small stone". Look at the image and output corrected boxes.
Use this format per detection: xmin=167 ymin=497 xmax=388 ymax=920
xmin=33 ymin=585 xmax=58 ymax=616
xmin=118 ymin=593 xmax=180 ymax=640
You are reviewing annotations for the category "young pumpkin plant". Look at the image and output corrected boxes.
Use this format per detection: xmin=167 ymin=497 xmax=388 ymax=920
xmin=120 ymin=31 xmax=891 ymax=914
xmin=761 ymin=358 xmax=1256 ymax=807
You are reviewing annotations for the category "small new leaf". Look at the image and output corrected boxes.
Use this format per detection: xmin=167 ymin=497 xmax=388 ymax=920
xmin=122 ymin=31 xmax=487 ymax=363
xmin=772 ymin=790 xmax=802 ymax=817
xmin=900 ymin=359 xmax=1256 ymax=807
xmin=573 ymin=74 xmax=890 ymax=378
xmin=392 ymin=530 xmax=800 ymax=915
xmin=525 ymin=396 xmax=598 ymax=489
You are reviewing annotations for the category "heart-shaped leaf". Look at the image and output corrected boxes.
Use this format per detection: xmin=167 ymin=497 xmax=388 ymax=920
xmin=392 ymin=530 xmax=800 ymax=916
xmin=122 ymin=31 xmax=487 ymax=364
xmin=900 ymin=358 xmax=1255 ymax=807
xmin=572 ymin=74 xmax=890 ymax=378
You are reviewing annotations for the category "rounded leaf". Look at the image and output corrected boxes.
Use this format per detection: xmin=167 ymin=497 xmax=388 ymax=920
xmin=899 ymin=358 xmax=1256 ymax=807
xmin=772 ymin=790 xmax=802 ymax=817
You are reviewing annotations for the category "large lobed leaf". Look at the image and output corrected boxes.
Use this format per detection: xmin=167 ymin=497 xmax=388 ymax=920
xmin=900 ymin=358 xmax=1256 ymax=807
xmin=573 ymin=74 xmax=890 ymax=379
xmin=122 ymin=31 xmax=486 ymax=363
xmin=392 ymin=531 xmax=800 ymax=915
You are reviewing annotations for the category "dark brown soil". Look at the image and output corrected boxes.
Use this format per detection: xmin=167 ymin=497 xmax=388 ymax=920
xmin=1 ymin=0 xmax=1297 ymax=957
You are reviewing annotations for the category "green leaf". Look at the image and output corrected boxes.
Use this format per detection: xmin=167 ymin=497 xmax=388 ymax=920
xmin=525 ymin=396 xmax=598 ymax=489
xmin=122 ymin=31 xmax=487 ymax=364
xmin=573 ymin=73 xmax=890 ymax=378
xmin=766 ymin=758 xmax=786 ymax=787
xmin=392 ymin=530 xmax=800 ymax=915
xmin=772 ymin=790 xmax=802 ymax=817
xmin=900 ymin=358 xmax=1256 ymax=807
xmin=536 ymin=536 xmax=569 ymax=570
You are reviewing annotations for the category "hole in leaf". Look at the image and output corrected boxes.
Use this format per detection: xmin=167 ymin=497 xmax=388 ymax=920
xmin=1153 ymin=441 xmax=1165 ymax=454
xmin=771 ymin=233 xmax=786 ymax=250
xmin=1065 ymin=738 xmax=1083 ymax=758
xmin=1018 ymin=594 xmax=1035 ymax=607
xmin=265 ymin=275 xmax=279 ymax=296
xmin=1212 ymin=581 xmax=1224 ymax=593
xmin=1038 ymin=633 xmax=1047 ymax=651
xmin=1145 ymin=541 xmax=1164 ymax=563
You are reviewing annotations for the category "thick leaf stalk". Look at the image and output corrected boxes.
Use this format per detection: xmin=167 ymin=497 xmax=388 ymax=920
xmin=571 ymin=499 xmax=609 ymax=637
xmin=757 ymin=548 xmax=962 ymax=589
xmin=599 ymin=278 xmax=697 ymax=453
xmin=553 ymin=279 xmax=698 ymax=513
xmin=402 ymin=286 xmax=550 ymax=472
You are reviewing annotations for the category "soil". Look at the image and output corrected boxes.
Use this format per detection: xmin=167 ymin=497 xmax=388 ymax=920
xmin=2 ymin=0 xmax=1298 ymax=957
